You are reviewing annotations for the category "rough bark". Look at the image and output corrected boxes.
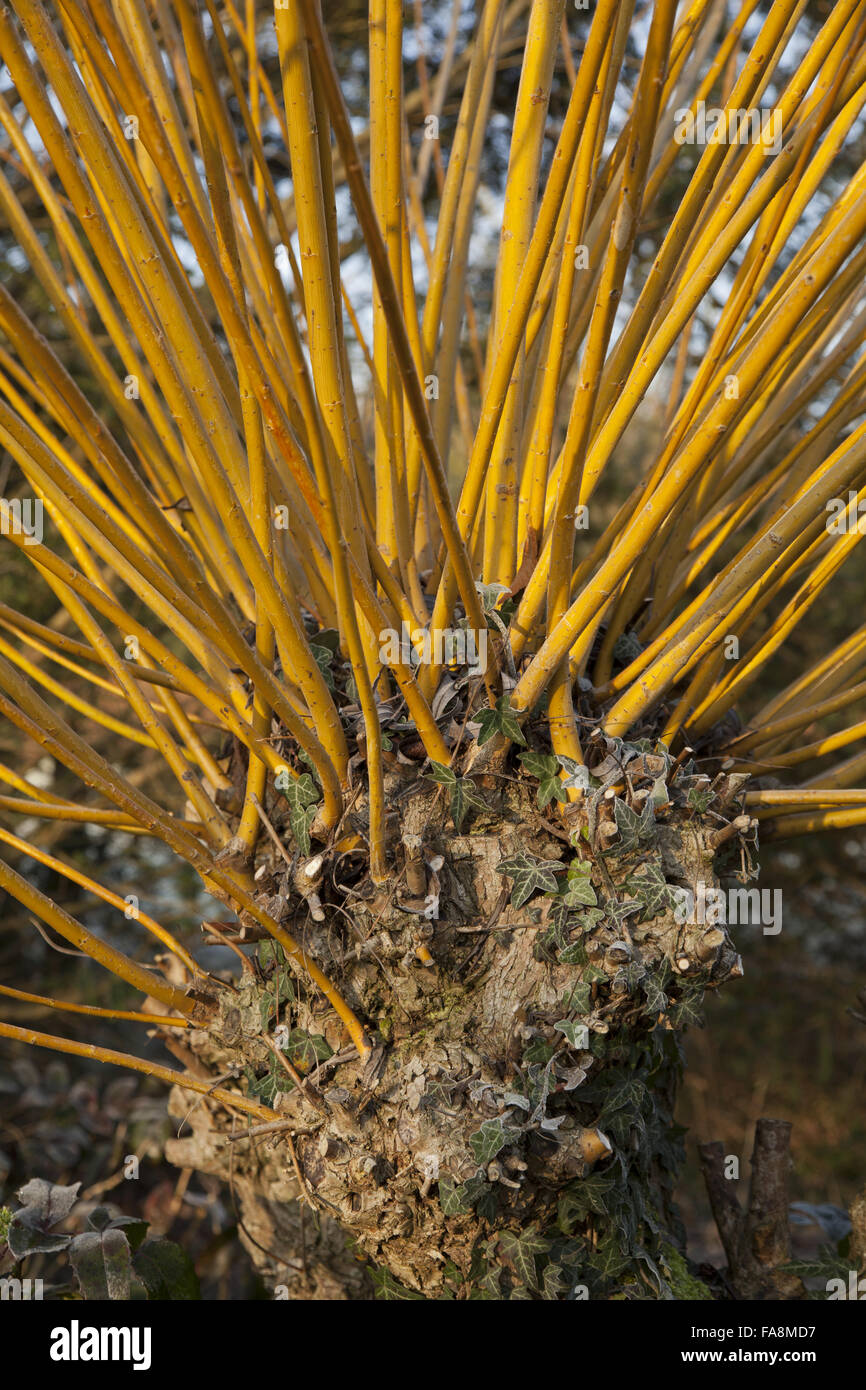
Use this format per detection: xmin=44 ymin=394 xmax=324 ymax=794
xmin=699 ymin=1120 xmax=805 ymax=1300
xmin=163 ymin=744 xmax=755 ymax=1299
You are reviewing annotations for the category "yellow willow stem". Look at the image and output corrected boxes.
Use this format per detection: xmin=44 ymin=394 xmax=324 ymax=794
xmin=33 ymin=1 xmax=350 ymax=809
xmin=759 ymin=806 xmax=866 ymax=839
xmin=9 ymin=1 xmax=350 ymax=774
xmin=0 ymin=824 xmax=202 ymax=975
xmin=0 ymin=856 xmax=201 ymax=1018
xmin=0 ymin=796 xmax=147 ymax=828
xmin=421 ymin=0 xmax=505 ymax=469
xmin=745 ymin=789 xmax=866 ymax=809
xmin=295 ymin=0 xmax=491 ymax=675
xmin=0 ymin=621 xmax=151 ymax=749
xmin=597 ymin=0 xmax=825 ymax=424
xmin=483 ymin=0 xmax=565 ymax=588
xmin=512 ymin=189 xmax=866 ymax=721
xmin=184 ymin=20 xmax=273 ymax=859
xmin=421 ymin=0 xmax=622 ymax=690
xmin=545 ymin=0 xmax=675 ymax=770
xmin=370 ymin=0 xmax=401 ymax=575
xmin=0 ymin=983 xmax=190 ymax=1027
xmin=689 ymin=509 xmax=866 ymax=736
xmin=755 ymin=624 xmax=866 ymax=727
xmin=520 ymin=19 xmax=613 ymax=561
xmin=276 ymin=0 xmax=385 ymax=879
xmin=0 ymin=1021 xmax=277 ymax=1122
xmin=2 ymin=526 xmax=325 ymax=806
xmin=0 ymin=653 xmax=371 ymax=1055
xmin=738 ymin=720 xmax=866 ymax=774
xmin=39 ymin=569 xmax=233 ymax=849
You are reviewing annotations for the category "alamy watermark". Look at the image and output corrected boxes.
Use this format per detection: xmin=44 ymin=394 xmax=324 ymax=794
xmin=0 ymin=497 xmax=43 ymax=545
xmin=674 ymin=881 xmax=782 ymax=936
xmin=674 ymin=101 xmax=783 ymax=156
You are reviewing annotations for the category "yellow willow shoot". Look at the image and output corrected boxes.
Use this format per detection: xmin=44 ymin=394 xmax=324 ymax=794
xmin=0 ymin=0 xmax=865 ymax=1125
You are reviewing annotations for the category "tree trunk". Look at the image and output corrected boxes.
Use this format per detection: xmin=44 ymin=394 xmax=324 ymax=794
xmin=165 ymin=745 xmax=753 ymax=1299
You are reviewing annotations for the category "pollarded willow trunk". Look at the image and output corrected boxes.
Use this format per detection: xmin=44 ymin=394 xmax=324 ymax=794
xmin=164 ymin=738 xmax=752 ymax=1300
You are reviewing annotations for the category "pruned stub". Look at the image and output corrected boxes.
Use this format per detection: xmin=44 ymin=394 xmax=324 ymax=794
xmin=166 ymin=756 xmax=753 ymax=1297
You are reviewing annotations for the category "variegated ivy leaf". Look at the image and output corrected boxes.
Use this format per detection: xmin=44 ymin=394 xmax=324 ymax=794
xmin=426 ymin=762 xmax=486 ymax=829
xmin=438 ymin=1174 xmax=490 ymax=1217
xmin=477 ymin=694 xmax=527 ymax=747
xmin=612 ymin=795 xmax=656 ymax=852
xmin=426 ymin=761 xmax=457 ymax=786
xmin=562 ymin=862 xmax=598 ymax=907
xmin=277 ymin=771 xmax=320 ymax=855
xmin=475 ymin=579 xmax=511 ymax=617
xmin=603 ymin=896 xmax=643 ymax=929
xmin=687 ymin=784 xmax=716 ymax=814
xmin=450 ymin=776 xmax=487 ymax=830
xmin=519 ymin=749 xmax=567 ymax=808
xmin=282 ymin=1028 xmax=332 ymax=1070
xmin=496 ymin=1228 xmax=550 ymax=1291
xmin=650 ymin=774 xmax=671 ymax=807
xmin=309 ymin=642 xmax=336 ymax=690
xmin=496 ymin=850 xmax=565 ymax=908
xmin=468 ymin=1117 xmax=523 ymax=1166
xmin=554 ymin=1018 xmax=590 ymax=1047
xmin=624 ymin=862 xmax=678 ymax=920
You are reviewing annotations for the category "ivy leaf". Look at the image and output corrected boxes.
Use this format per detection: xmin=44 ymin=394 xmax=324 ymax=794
xmin=559 ymin=979 xmax=594 ymax=1014
xmin=475 ymin=1264 xmax=503 ymax=1300
xmin=687 ymin=783 xmax=716 ymax=814
xmin=587 ymin=1234 xmax=630 ymax=1280
xmin=625 ymin=862 xmax=677 ymax=921
xmin=6 ymin=1179 xmax=79 ymax=1259
xmin=496 ymin=851 xmax=565 ymax=908
xmin=372 ymin=1269 xmax=426 ymax=1301
xmin=612 ymin=796 xmax=656 ymax=852
xmin=557 ymin=755 xmax=597 ymax=794
xmin=519 ymin=750 xmax=567 ymax=808
xmin=522 ymin=1037 xmax=557 ymax=1065
xmin=613 ymin=630 xmax=643 ymax=665
xmin=555 ymin=1018 xmax=590 ymax=1048
xmin=427 ymin=763 xmax=486 ymax=829
xmin=451 ymin=776 xmax=487 ymax=830
xmin=477 ymin=694 xmax=526 ymax=747
xmin=438 ymin=1175 xmax=490 ymax=1217
xmin=243 ymin=1063 xmax=291 ymax=1105
xmin=309 ymin=642 xmax=336 ymax=690
xmin=563 ymin=863 xmax=598 ymax=907
xmin=278 ymin=772 xmax=319 ymax=855
xmin=542 ymin=1262 xmax=569 ymax=1300
xmin=426 ymin=761 xmax=456 ymax=787
xmin=604 ymin=896 xmax=643 ymax=930
xmin=643 ymin=971 xmax=669 ymax=1017
xmin=670 ymin=988 xmax=705 ymax=1029
xmin=283 ymin=1028 xmax=332 ymax=1070
xmin=133 ymin=1237 xmax=200 ymax=1300
xmin=69 ymin=1227 xmax=132 ymax=1301
xmin=468 ymin=1118 xmax=523 ymax=1166
xmin=497 ymin=1229 xmax=550 ymax=1291
xmin=650 ymin=774 xmax=671 ymax=808
xmin=558 ymin=1173 xmax=616 ymax=1232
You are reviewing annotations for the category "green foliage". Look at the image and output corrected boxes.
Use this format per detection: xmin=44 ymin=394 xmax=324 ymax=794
xmin=468 ymin=1117 xmax=523 ymax=1166
xmin=426 ymin=761 xmax=487 ymax=829
xmin=276 ymin=770 xmax=320 ymax=854
xmin=3 ymin=1179 xmax=198 ymax=1300
xmin=519 ymin=749 xmax=568 ymax=807
xmin=495 ymin=850 xmax=565 ymax=907
xmin=476 ymin=694 xmax=526 ymax=746
xmin=612 ymin=796 xmax=656 ymax=853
